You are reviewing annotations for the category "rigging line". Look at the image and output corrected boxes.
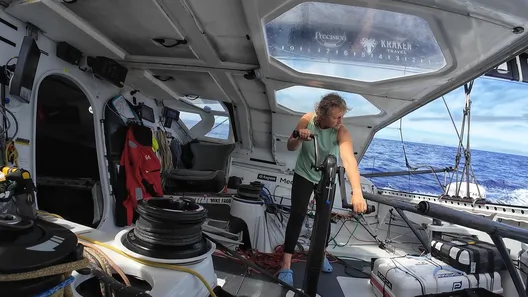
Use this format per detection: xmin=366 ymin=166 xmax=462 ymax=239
xmin=464 ymin=81 xmax=482 ymax=201
xmin=210 ymin=116 xmax=229 ymax=133
xmin=441 ymin=95 xmax=464 ymax=195
xmin=398 ymin=118 xmax=445 ymax=191
xmin=441 ymin=81 xmax=482 ymax=201
xmin=450 ymin=81 xmax=474 ymax=196
xmin=455 ymin=101 xmax=467 ymax=197
xmin=460 ymin=80 xmax=483 ymax=200
xmin=457 ymin=81 xmax=476 ymax=198
xmin=463 ymin=83 xmax=472 ymax=199
xmin=441 ymin=96 xmax=463 ymax=150
xmin=442 ymin=91 xmax=468 ymax=197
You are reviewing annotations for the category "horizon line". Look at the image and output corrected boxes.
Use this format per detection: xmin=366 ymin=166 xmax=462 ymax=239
xmin=374 ymin=136 xmax=528 ymax=157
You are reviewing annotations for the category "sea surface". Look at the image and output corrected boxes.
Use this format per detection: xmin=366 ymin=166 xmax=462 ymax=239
xmin=198 ymin=121 xmax=528 ymax=206
xmin=361 ymin=138 xmax=528 ymax=206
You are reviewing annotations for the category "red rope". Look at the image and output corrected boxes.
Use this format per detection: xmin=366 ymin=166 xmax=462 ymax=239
xmin=213 ymin=244 xmax=340 ymax=276
xmin=212 ymin=213 xmax=356 ymax=276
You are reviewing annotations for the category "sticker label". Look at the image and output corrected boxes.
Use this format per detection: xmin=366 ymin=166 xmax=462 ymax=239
xmin=194 ymin=197 xmax=232 ymax=205
xmin=437 ymin=272 xmax=463 ymax=278
xmin=257 ymin=174 xmax=277 ymax=182
xmin=280 ymin=177 xmax=293 ymax=185
xmin=452 ymin=281 xmax=463 ymax=290
xmin=377 ymin=271 xmax=392 ymax=290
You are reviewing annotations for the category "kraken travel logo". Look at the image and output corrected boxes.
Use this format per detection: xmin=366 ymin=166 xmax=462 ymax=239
xmin=314 ymin=31 xmax=347 ymax=48
xmin=360 ymin=38 xmax=378 ymax=55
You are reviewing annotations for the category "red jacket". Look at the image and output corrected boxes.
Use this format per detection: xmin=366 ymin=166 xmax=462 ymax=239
xmin=120 ymin=126 xmax=163 ymax=225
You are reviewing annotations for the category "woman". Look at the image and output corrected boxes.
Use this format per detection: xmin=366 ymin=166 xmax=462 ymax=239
xmin=278 ymin=93 xmax=367 ymax=286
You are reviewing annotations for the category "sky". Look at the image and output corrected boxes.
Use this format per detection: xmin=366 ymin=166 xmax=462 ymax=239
xmin=375 ymin=77 xmax=528 ymax=156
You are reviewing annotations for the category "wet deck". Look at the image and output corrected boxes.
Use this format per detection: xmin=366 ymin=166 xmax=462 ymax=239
xmin=212 ymin=254 xmax=374 ymax=297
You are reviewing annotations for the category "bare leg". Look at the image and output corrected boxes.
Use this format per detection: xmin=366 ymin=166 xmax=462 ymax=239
xmin=282 ymin=252 xmax=293 ymax=270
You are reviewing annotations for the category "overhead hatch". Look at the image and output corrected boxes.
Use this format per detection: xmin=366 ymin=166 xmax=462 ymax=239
xmin=264 ymin=2 xmax=447 ymax=82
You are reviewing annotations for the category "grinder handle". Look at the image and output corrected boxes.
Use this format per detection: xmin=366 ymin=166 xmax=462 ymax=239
xmin=292 ymin=129 xmax=315 ymax=140
xmin=338 ymin=166 xmax=376 ymax=214
xmin=292 ymin=130 xmax=319 ymax=170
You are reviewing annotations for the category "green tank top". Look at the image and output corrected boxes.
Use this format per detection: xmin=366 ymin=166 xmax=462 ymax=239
xmin=294 ymin=115 xmax=340 ymax=184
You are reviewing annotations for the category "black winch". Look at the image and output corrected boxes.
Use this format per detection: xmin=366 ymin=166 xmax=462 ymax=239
xmin=0 ymin=214 xmax=83 ymax=297
xmin=236 ymin=181 xmax=264 ymax=200
xmin=121 ymin=197 xmax=211 ymax=259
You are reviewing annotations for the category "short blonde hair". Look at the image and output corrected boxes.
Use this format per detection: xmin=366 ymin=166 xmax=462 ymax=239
xmin=315 ymin=93 xmax=350 ymax=118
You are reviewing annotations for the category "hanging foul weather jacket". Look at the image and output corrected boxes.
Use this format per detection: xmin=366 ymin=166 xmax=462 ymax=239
xmin=120 ymin=125 xmax=163 ymax=225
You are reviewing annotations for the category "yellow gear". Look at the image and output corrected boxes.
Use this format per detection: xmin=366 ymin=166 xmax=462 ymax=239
xmin=152 ymin=135 xmax=159 ymax=152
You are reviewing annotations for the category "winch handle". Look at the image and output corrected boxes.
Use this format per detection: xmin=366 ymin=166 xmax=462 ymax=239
xmin=292 ymin=129 xmax=315 ymax=140
xmin=292 ymin=130 xmax=320 ymax=170
xmin=337 ymin=166 xmax=376 ymax=214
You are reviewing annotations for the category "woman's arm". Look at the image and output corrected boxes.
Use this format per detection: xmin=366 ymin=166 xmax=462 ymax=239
xmin=337 ymin=125 xmax=367 ymax=212
xmin=287 ymin=112 xmax=313 ymax=151
xmin=337 ymin=125 xmax=361 ymax=191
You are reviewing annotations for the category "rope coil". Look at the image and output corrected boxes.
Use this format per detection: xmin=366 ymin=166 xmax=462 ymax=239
xmin=0 ymin=257 xmax=89 ymax=297
xmin=134 ymin=198 xmax=207 ymax=247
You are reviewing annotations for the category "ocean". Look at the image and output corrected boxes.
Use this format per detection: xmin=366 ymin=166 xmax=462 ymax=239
xmin=361 ymin=138 xmax=528 ymax=206
xmin=200 ymin=122 xmax=528 ymax=206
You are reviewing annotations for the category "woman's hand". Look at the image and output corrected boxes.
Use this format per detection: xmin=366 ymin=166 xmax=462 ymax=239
xmin=298 ymin=129 xmax=312 ymax=141
xmin=351 ymin=191 xmax=367 ymax=214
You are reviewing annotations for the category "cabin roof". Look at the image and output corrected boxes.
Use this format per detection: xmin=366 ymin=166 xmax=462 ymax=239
xmin=4 ymin=0 xmax=528 ymax=159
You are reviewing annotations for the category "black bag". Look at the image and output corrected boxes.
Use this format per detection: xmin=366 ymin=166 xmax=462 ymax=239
xmin=431 ymin=235 xmax=506 ymax=274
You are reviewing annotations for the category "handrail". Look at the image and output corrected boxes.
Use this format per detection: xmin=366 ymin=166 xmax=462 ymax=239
xmin=363 ymin=192 xmax=528 ymax=244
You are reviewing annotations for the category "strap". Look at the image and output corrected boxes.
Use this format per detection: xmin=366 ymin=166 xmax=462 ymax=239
xmin=480 ymin=242 xmax=496 ymax=290
xmin=468 ymin=244 xmax=480 ymax=274
xmin=433 ymin=265 xmax=465 ymax=277
xmin=455 ymin=248 xmax=466 ymax=271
